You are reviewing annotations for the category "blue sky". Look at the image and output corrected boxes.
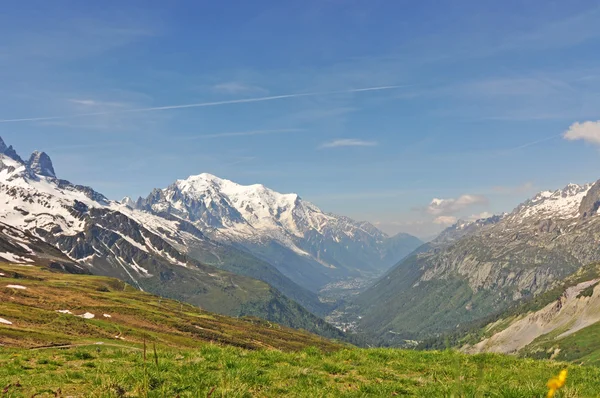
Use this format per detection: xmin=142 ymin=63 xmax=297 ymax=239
xmin=2 ymin=0 xmax=600 ymax=238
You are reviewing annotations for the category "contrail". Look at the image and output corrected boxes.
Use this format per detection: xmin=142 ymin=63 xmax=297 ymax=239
xmin=501 ymin=133 xmax=562 ymax=153
xmin=0 ymin=85 xmax=408 ymax=123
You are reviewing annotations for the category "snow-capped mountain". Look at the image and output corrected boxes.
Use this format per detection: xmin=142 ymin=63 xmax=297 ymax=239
xmin=506 ymin=183 xmax=593 ymax=222
xmin=0 ymin=221 xmax=85 ymax=274
xmin=134 ymin=173 xmax=422 ymax=291
xmin=356 ymin=180 xmax=600 ymax=340
xmin=0 ymin=137 xmax=331 ymax=326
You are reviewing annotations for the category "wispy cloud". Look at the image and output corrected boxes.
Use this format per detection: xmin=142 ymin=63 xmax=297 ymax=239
xmin=318 ymin=138 xmax=378 ymax=149
xmin=43 ymin=141 xmax=130 ymax=153
xmin=563 ymin=120 xmax=600 ymax=145
xmin=0 ymin=85 xmax=407 ymax=124
xmin=0 ymin=17 xmax=156 ymax=64
xmin=212 ymin=82 xmax=267 ymax=95
xmin=69 ymin=99 xmax=128 ymax=108
xmin=175 ymin=129 xmax=302 ymax=140
xmin=498 ymin=134 xmax=562 ymax=154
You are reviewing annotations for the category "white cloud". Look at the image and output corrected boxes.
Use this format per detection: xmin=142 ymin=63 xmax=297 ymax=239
xmin=468 ymin=211 xmax=493 ymax=221
xmin=427 ymin=194 xmax=488 ymax=216
xmin=318 ymin=139 xmax=378 ymax=149
xmin=212 ymin=82 xmax=267 ymax=95
xmin=563 ymin=120 xmax=600 ymax=145
xmin=433 ymin=216 xmax=457 ymax=225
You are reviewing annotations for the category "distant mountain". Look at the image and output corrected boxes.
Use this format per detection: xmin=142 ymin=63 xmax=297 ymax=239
xmin=0 ymin=137 xmax=338 ymax=335
xmin=0 ymin=221 xmax=85 ymax=274
xmin=134 ymin=173 xmax=422 ymax=292
xmin=354 ymin=181 xmax=600 ymax=342
xmin=461 ymin=262 xmax=600 ymax=365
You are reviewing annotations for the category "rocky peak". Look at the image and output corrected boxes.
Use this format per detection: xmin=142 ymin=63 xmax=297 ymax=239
xmin=579 ymin=179 xmax=600 ymax=219
xmin=27 ymin=151 xmax=56 ymax=178
xmin=0 ymin=136 xmax=24 ymax=163
xmin=120 ymin=196 xmax=136 ymax=208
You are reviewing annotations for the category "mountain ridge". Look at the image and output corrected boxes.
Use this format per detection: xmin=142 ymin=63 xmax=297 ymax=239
xmin=133 ymin=172 xmax=422 ymax=292
xmin=0 ymin=137 xmax=343 ymax=337
xmin=354 ymin=179 xmax=600 ymax=342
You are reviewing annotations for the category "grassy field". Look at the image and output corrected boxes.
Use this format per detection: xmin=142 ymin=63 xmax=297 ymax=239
xmin=2 ymin=344 xmax=600 ymax=397
xmin=0 ymin=263 xmax=339 ymax=351
xmin=3 ymin=263 xmax=600 ymax=397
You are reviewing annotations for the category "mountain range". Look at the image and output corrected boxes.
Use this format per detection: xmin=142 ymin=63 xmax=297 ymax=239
xmin=130 ymin=173 xmax=422 ymax=292
xmin=0 ymin=136 xmax=421 ymax=340
xmin=354 ymin=179 xmax=600 ymax=343
xmin=5 ymin=133 xmax=600 ymax=351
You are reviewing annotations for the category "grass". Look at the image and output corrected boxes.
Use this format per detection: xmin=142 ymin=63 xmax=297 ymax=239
xmin=2 ymin=345 xmax=600 ymax=397
xmin=0 ymin=263 xmax=340 ymax=352
xmin=522 ymin=321 xmax=600 ymax=366
xmin=4 ymin=263 xmax=600 ymax=396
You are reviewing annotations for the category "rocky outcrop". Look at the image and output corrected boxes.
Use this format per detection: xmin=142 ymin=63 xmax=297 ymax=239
xmin=27 ymin=151 xmax=56 ymax=178
xmin=464 ymin=278 xmax=600 ymax=355
xmin=580 ymin=180 xmax=600 ymax=219
xmin=356 ymin=180 xmax=600 ymax=339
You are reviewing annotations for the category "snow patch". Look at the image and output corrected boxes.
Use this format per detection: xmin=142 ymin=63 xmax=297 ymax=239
xmin=0 ymin=317 xmax=12 ymax=325
xmin=0 ymin=252 xmax=33 ymax=264
xmin=6 ymin=284 xmax=26 ymax=290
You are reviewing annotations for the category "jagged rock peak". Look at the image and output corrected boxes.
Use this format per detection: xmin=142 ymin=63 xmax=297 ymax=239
xmin=0 ymin=136 xmax=24 ymax=163
xmin=121 ymin=196 xmax=136 ymax=208
xmin=579 ymin=179 xmax=600 ymax=219
xmin=27 ymin=151 xmax=56 ymax=178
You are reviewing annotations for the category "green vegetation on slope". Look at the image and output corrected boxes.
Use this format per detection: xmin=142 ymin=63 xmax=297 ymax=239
xmin=521 ymin=321 xmax=600 ymax=366
xmin=0 ymin=263 xmax=342 ymax=351
xmin=2 ymin=263 xmax=600 ymax=396
xmin=355 ymin=255 xmax=507 ymax=343
xmin=2 ymin=345 xmax=599 ymax=397
xmin=419 ymin=263 xmax=600 ymax=351
xmin=186 ymin=240 xmax=330 ymax=316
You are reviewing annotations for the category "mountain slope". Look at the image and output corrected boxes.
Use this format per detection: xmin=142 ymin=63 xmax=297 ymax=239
xmin=0 ymin=262 xmax=341 ymax=351
xmin=0 ymin=137 xmax=338 ymax=335
xmin=355 ymin=180 xmax=600 ymax=341
xmin=118 ymin=207 xmax=328 ymax=315
xmin=460 ymin=263 xmax=600 ymax=365
xmin=135 ymin=173 xmax=422 ymax=291
xmin=0 ymin=221 xmax=86 ymax=274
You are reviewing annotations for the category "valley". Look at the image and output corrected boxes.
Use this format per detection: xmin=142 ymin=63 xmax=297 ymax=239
xmin=4 ymin=2 xmax=600 ymax=396
xmin=2 ymin=262 xmax=600 ymax=397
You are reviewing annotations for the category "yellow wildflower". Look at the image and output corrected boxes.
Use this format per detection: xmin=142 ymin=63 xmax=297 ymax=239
xmin=547 ymin=369 xmax=568 ymax=398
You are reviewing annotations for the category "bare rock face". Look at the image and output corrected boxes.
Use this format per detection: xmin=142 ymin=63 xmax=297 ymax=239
xmin=356 ymin=180 xmax=600 ymax=339
xmin=0 ymin=136 xmax=24 ymax=163
xmin=579 ymin=179 xmax=600 ymax=219
xmin=27 ymin=151 xmax=56 ymax=178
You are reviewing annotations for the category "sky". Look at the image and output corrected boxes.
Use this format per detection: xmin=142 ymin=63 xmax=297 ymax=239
xmin=2 ymin=0 xmax=600 ymax=239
